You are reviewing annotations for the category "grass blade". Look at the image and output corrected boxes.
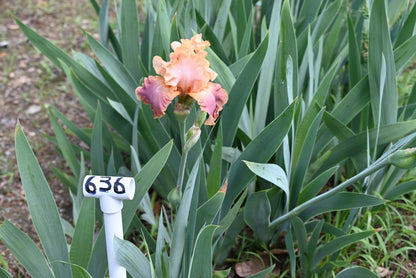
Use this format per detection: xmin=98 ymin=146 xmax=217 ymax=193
xmin=296 ymin=0 xmax=342 ymax=60
xmin=222 ymin=34 xmax=269 ymax=146
xmin=394 ymin=3 xmax=416 ymax=47
xmin=297 ymin=0 xmax=322 ymax=33
xmin=221 ymin=100 xmax=295 ymax=216
xmin=89 ymin=0 xmax=122 ymax=59
xmin=15 ymin=123 xmax=71 ymax=277
xmin=70 ymin=198 xmax=95 ymax=270
xmin=393 ymin=34 xmax=416 ymax=73
xmin=347 ymin=13 xmax=362 ymax=89
xmin=237 ymin=7 xmax=253 ymax=59
xmin=122 ymin=140 xmax=173 ymax=230
xmin=275 ymin=0 xmax=298 ymax=116
xmin=51 ymin=106 xmax=91 ymax=145
xmin=0 ymin=268 xmax=12 ymax=278
xmin=0 ymin=221 xmax=54 ymax=278
xmin=300 ymin=192 xmax=384 ymax=220
xmin=298 ymin=166 xmax=338 ymax=205
xmin=213 ymin=0 xmax=232 ymax=42
xmin=384 ymin=180 xmax=416 ymax=200
xmin=195 ymin=12 xmax=230 ymax=65
xmin=291 ymin=216 xmax=308 ymax=277
xmin=206 ymin=47 xmax=235 ymax=92
xmin=335 ymin=266 xmax=379 ymax=278
xmin=170 ymin=159 xmax=200 ymax=278
xmin=311 ymin=231 xmax=375 ymax=269
xmin=151 ymin=0 xmax=171 ymax=59
xmin=368 ymin=0 xmax=397 ymax=125
xmin=290 ymin=109 xmax=325 ymax=207
xmin=114 ymin=238 xmax=152 ymax=278
xmin=49 ymin=108 xmax=80 ymax=180
xmin=98 ymin=0 xmax=109 ymax=48
xmin=91 ymin=103 xmax=105 ymax=175
xmin=254 ymin=0 xmax=281 ymax=135
xmin=87 ymin=230 xmax=107 ymax=277
xmin=318 ymin=119 xmax=416 ymax=172
xmin=195 ymin=192 xmax=225 ymax=233
xmin=206 ymin=123 xmax=223 ymax=198
xmin=119 ymin=0 xmax=141 ymax=80
xmin=244 ymin=190 xmax=272 ymax=242
xmin=188 ymin=225 xmax=218 ymax=278
xmin=87 ymin=34 xmax=137 ymax=100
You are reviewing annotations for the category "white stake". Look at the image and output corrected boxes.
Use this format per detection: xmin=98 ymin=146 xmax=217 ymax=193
xmin=83 ymin=175 xmax=135 ymax=278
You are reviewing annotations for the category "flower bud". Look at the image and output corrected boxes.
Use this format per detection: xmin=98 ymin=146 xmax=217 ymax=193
xmin=196 ymin=111 xmax=207 ymax=127
xmin=184 ymin=124 xmax=201 ymax=152
xmin=167 ymin=187 xmax=182 ymax=206
xmin=388 ymin=148 xmax=416 ymax=169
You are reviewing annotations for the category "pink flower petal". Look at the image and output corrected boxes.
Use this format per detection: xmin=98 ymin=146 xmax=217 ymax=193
xmin=161 ymin=34 xmax=216 ymax=94
xmin=136 ymin=34 xmax=228 ymax=123
xmin=153 ymin=56 xmax=167 ymax=76
xmin=163 ymin=55 xmax=212 ymax=93
xmin=135 ymin=76 xmax=179 ymax=118
xmin=188 ymin=82 xmax=228 ymax=125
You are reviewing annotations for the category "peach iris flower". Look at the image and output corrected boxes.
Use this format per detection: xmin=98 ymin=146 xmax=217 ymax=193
xmin=136 ymin=34 xmax=228 ymax=125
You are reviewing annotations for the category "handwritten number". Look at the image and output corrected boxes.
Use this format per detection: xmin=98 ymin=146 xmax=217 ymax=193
xmin=114 ymin=177 xmax=126 ymax=194
xmin=85 ymin=176 xmax=127 ymax=195
xmin=99 ymin=176 xmax=112 ymax=192
xmin=85 ymin=176 xmax=96 ymax=194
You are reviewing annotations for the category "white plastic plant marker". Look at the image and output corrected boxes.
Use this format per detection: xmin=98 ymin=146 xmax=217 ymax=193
xmin=83 ymin=175 xmax=135 ymax=278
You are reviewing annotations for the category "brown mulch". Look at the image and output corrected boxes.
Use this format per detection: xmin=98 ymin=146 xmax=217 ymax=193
xmin=0 ymin=0 xmax=95 ymax=276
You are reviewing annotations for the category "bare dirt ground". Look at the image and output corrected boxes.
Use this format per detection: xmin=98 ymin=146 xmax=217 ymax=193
xmin=0 ymin=0 xmax=94 ymax=275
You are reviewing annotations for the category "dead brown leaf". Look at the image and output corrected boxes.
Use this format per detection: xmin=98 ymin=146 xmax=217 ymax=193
xmin=235 ymin=253 xmax=279 ymax=277
xmin=374 ymin=266 xmax=392 ymax=277
xmin=9 ymin=76 xmax=31 ymax=88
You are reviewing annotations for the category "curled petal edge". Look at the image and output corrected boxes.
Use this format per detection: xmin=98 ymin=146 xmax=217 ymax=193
xmin=136 ymin=76 xmax=179 ymax=118
xmin=188 ymin=83 xmax=228 ymax=125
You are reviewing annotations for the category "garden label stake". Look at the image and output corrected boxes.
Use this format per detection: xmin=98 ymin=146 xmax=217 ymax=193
xmin=83 ymin=175 xmax=135 ymax=278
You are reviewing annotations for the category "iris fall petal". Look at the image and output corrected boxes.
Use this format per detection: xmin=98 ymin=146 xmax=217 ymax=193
xmin=136 ymin=76 xmax=179 ymax=118
xmin=188 ymin=82 xmax=228 ymax=125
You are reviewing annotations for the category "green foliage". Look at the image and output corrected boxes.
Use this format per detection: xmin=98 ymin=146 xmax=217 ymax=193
xmin=11 ymin=123 xmax=72 ymax=277
xmin=335 ymin=193 xmax=416 ymax=276
xmin=0 ymin=221 xmax=55 ymax=278
xmin=3 ymin=0 xmax=416 ymax=277
xmin=335 ymin=267 xmax=379 ymax=278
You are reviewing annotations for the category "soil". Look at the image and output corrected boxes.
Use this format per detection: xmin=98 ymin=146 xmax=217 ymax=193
xmin=0 ymin=0 xmax=94 ymax=276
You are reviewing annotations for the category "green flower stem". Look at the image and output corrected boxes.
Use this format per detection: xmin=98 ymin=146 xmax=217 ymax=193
xmin=269 ymin=158 xmax=391 ymax=229
xmin=178 ymin=151 xmax=188 ymax=191
xmin=177 ymin=118 xmax=188 ymax=191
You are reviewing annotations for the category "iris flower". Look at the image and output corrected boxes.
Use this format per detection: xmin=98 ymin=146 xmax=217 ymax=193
xmin=136 ymin=34 xmax=228 ymax=125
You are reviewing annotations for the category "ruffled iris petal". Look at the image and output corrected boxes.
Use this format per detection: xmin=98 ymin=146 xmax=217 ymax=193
xmin=188 ymin=82 xmax=228 ymax=125
xmin=135 ymin=34 xmax=228 ymax=125
xmin=135 ymin=76 xmax=179 ymax=118
xmin=153 ymin=56 xmax=167 ymax=76
xmin=163 ymin=55 xmax=212 ymax=93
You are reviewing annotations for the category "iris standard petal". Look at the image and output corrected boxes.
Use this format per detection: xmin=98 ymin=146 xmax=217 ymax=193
xmin=153 ymin=56 xmax=167 ymax=76
xmin=163 ymin=55 xmax=212 ymax=93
